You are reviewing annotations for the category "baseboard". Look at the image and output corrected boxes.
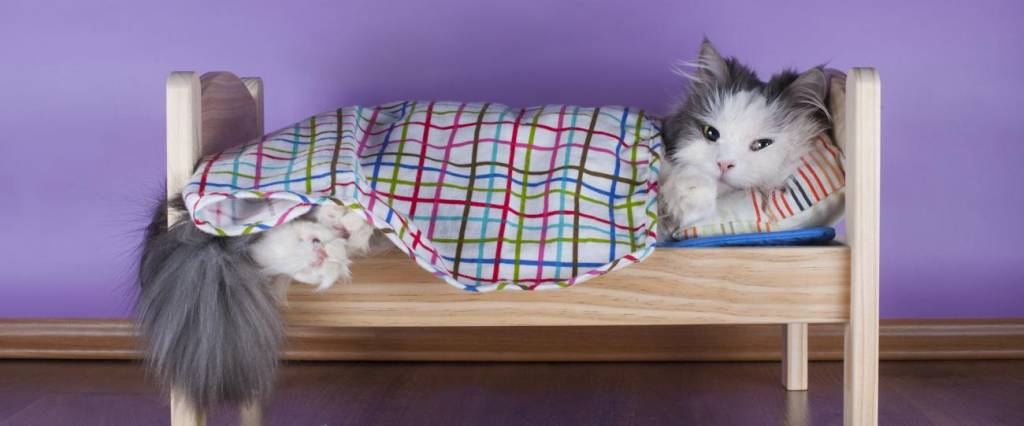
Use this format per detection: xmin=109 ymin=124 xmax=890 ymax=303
xmin=1 ymin=319 xmax=1021 ymax=361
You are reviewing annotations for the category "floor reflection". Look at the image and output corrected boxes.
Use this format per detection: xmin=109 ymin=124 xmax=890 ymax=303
xmin=784 ymin=390 xmax=810 ymax=426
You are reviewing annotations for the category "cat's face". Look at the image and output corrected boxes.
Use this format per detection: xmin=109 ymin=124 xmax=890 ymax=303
xmin=670 ymin=90 xmax=815 ymax=190
xmin=663 ymin=40 xmax=829 ymax=191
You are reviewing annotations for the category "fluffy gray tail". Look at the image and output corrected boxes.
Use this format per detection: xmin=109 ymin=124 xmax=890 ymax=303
xmin=136 ymin=197 xmax=283 ymax=410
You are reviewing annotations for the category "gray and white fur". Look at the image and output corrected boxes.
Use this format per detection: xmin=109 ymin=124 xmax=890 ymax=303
xmin=137 ymin=198 xmax=380 ymax=410
xmin=137 ymin=196 xmax=282 ymax=410
xmin=659 ymin=39 xmax=830 ymax=237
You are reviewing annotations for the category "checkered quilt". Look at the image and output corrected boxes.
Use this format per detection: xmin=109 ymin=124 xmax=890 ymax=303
xmin=183 ymin=102 xmax=663 ymax=291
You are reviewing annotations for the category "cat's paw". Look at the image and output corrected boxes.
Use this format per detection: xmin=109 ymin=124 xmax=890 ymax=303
xmin=315 ymin=203 xmax=375 ymax=255
xmin=314 ymin=239 xmax=352 ymax=291
xmin=676 ymin=176 xmax=718 ymax=227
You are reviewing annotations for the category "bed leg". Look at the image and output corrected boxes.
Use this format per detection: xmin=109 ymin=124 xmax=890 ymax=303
xmin=782 ymin=322 xmax=808 ymax=391
xmin=170 ymin=389 xmax=205 ymax=426
xmin=240 ymin=400 xmax=263 ymax=426
xmin=842 ymin=67 xmax=881 ymax=426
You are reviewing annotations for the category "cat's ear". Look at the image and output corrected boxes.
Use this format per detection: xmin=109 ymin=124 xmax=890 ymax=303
xmin=781 ymin=67 xmax=829 ymax=119
xmin=695 ymin=38 xmax=730 ymax=85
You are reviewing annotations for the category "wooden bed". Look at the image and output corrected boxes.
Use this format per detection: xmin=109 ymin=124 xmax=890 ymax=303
xmin=165 ymin=68 xmax=880 ymax=425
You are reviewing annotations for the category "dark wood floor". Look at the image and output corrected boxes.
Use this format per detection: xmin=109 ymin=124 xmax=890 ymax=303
xmin=0 ymin=360 xmax=1022 ymax=425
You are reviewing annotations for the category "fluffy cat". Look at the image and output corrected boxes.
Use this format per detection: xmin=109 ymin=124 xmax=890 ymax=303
xmin=658 ymin=39 xmax=830 ymax=239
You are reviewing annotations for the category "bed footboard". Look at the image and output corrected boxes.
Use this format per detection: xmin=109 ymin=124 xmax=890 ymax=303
xmin=843 ymin=67 xmax=881 ymax=426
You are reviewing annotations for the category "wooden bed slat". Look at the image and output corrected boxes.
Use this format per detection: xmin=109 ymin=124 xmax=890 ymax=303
xmin=282 ymin=246 xmax=851 ymax=327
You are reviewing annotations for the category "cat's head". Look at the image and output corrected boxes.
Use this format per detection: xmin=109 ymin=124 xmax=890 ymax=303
xmin=663 ymin=39 xmax=830 ymax=190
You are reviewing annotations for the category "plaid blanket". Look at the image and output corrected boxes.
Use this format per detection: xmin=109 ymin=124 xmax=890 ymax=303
xmin=183 ymin=102 xmax=663 ymax=291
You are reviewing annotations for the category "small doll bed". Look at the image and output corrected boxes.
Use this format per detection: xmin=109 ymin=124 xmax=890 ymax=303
xmin=165 ymin=70 xmax=880 ymax=426
xmin=183 ymin=101 xmax=844 ymax=292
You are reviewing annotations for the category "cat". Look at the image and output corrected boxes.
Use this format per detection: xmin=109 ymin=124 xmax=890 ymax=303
xmin=658 ymin=39 xmax=830 ymax=239
xmin=136 ymin=39 xmax=831 ymax=411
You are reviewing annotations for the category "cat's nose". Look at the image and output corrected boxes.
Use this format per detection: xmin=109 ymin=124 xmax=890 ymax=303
xmin=717 ymin=161 xmax=735 ymax=174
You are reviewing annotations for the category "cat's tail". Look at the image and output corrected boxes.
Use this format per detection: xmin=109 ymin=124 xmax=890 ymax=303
xmin=136 ymin=196 xmax=283 ymax=411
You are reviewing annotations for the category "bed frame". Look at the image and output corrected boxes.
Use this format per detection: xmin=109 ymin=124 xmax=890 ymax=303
xmin=164 ymin=68 xmax=880 ymax=425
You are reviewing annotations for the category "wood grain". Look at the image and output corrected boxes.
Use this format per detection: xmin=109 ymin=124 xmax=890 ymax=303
xmin=283 ymin=247 xmax=851 ymax=327
xmin=170 ymin=389 xmax=204 ymax=426
xmin=165 ymin=71 xmax=201 ymax=225
xmin=843 ymin=67 xmax=881 ymax=426
xmin=3 ymin=319 xmax=1021 ymax=361
xmin=239 ymin=401 xmax=261 ymax=426
xmin=783 ymin=323 xmax=809 ymax=390
xmin=240 ymin=77 xmax=264 ymax=136
xmin=197 ymin=71 xmax=260 ymax=156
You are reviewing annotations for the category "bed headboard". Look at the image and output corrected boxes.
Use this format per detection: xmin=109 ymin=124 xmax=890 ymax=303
xmin=165 ymin=71 xmax=263 ymax=225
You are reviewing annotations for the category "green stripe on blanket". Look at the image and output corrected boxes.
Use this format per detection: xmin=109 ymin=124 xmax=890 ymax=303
xmin=184 ymin=101 xmax=663 ymax=292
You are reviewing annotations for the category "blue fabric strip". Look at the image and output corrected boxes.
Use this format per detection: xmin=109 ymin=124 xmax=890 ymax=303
xmin=657 ymin=227 xmax=836 ymax=248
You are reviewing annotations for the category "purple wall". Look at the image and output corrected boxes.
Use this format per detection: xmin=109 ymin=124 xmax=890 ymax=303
xmin=1 ymin=0 xmax=1022 ymax=319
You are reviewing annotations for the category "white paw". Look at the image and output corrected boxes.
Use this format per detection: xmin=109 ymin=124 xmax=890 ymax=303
xmin=315 ymin=239 xmax=352 ymax=291
xmin=340 ymin=214 xmax=375 ymax=254
xmin=676 ymin=176 xmax=717 ymax=227
xmin=315 ymin=203 xmax=375 ymax=255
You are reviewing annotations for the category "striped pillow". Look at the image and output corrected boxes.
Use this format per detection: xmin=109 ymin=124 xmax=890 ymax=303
xmin=670 ymin=134 xmax=845 ymax=240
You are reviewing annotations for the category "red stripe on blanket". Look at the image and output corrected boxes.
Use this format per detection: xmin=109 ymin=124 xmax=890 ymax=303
xmin=253 ymin=135 xmax=265 ymax=189
xmin=810 ymin=150 xmax=838 ymax=193
xmin=797 ymin=165 xmax=821 ymax=202
xmin=355 ymin=119 xmax=634 ymax=149
xmin=535 ymin=104 xmax=569 ymax=281
xmin=801 ymin=157 xmax=830 ymax=197
xmin=379 ymin=193 xmax=649 ymax=231
xmin=751 ymin=190 xmax=763 ymax=232
xmin=490 ymin=108 xmax=527 ymax=282
xmin=426 ymin=103 xmax=466 ymax=254
xmin=198 ymin=151 xmax=224 ymax=196
xmin=772 ymin=191 xmax=787 ymax=219
xmin=819 ymin=135 xmax=840 ymax=162
xmin=407 ymin=101 xmax=436 ymax=261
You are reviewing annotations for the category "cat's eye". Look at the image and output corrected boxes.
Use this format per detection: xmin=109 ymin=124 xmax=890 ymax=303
xmin=701 ymin=125 xmax=720 ymax=142
xmin=750 ymin=138 xmax=774 ymax=151
xmin=311 ymin=238 xmax=322 ymax=245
